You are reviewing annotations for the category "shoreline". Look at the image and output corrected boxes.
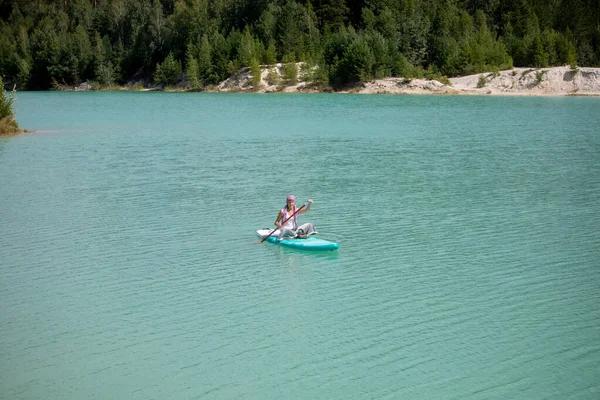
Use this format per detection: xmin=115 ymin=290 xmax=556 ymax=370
xmin=6 ymin=67 xmax=598 ymax=137
xmin=195 ymin=65 xmax=600 ymax=97
xmin=23 ymin=66 xmax=600 ymax=97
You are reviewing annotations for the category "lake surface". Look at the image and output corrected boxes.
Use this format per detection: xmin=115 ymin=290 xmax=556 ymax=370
xmin=2 ymin=92 xmax=600 ymax=399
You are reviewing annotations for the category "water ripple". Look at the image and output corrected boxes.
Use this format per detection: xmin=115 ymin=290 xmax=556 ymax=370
xmin=2 ymin=93 xmax=600 ymax=399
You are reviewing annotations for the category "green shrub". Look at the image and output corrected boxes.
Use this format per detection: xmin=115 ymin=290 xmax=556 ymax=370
xmin=154 ymin=53 xmax=182 ymax=85
xmin=0 ymin=79 xmax=14 ymax=119
xmin=264 ymin=43 xmax=277 ymax=65
xmin=301 ymin=62 xmax=329 ymax=88
xmin=250 ymin=58 xmax=262 ymax=90
xmin=227 ymin=60 xmax=241 ymax=78
xmin=0 ymin=78 xmax=21 ymax=135
xmin=0 ymin=115 xmax=20 ymax=134
xmin=16 ymin=59 xmax=32 ymax=89
xmin=299 ymin=61 xmax=314 ymax=81
xmin=282 ymin=63 xmax=297 ymax=86
xmin=266 ymin=68 xmax=280 ymax=86
xmin=338 ymin=37 xmax=375 ymax=83
xmin=422 ymin=66 xmax=451 ymax=86
xmin=535 ymin=70 xmax=545 ymax=84
xmin=438 ymin=76 xmax=452 ymax=86
xmin=186 ymin=51 xmax=202 ymax=90
xmin=95 ymin=62 xmax=114 ymax=86
xmin=521 ymin=69 xmax=535 ymax=77
xmin=281 ymin=55 xmax=298 ymax=86
xmin=477 ymin=75 xmax=487 ymax=88
xmin=393 ymin=54 xmax=415 ymax=78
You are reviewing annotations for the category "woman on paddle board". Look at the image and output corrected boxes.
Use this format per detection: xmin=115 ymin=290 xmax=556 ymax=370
xmin=275 ymin=195 xmax=316 ymax=240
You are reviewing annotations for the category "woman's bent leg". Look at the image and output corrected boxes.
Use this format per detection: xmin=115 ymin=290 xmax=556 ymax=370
xmin=278 ymin=228 xmax=296 ymax=240
xmin=296 ymin=223 xmax=316 ymax=238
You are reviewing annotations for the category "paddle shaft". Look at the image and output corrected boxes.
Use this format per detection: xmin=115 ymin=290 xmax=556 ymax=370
xmin=261 ymin=204 xmax=306 ymax=243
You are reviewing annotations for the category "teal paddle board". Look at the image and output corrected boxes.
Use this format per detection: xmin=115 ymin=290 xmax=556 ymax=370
xmin=256 ymin=229 xmax=339 ymax=251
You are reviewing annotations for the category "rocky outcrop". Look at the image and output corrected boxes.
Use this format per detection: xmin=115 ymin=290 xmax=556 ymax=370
xmin=216 ymin=62 xmax=321 ymax=93
xmin=353 ymin=78 xmax=461 ymax=95
xmin=449 ymin=67 xmax=600 ymax=96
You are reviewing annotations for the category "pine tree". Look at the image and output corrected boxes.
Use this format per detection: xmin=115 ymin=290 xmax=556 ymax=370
xmin=186 ymin=45 xmax=201 ymax=89
xmin=264 ymin=42 xmax=277 ymax=65
xmin=154 ymin=52 xmax=182 ymax=85
xmin=198 ymin=34 xmax=214 ymax=85
xmin=250 ymin=57 xmax=262 ymax=90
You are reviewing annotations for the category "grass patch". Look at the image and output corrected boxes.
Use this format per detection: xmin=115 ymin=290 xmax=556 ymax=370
xmin=535 ymin=70 xmax=546 ymax=84
xmin=438 ymin=76 xmax=452 ymax=86
xmin=0 ymin=116 xmax=22 ymax=136
xmin=87 ymin=81 xmax=124 ymax=91
xmin=128 ymin=84 xmax=147 ymax=91
xmin=521 ymin=69 xmax=535 ymax=77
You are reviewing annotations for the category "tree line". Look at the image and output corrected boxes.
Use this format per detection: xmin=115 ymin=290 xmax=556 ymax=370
xmin=0 ymin=0 xmax=598 ymax=90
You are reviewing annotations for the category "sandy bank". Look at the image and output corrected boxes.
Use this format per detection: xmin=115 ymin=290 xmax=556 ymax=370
xmin=449 ymin=67 xmax=600 ymax=96
xmin=215 ymin=64 xmax=600 ymax=96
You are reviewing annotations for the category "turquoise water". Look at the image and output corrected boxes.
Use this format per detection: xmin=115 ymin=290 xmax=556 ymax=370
xmin=2 ymin=92 xmax=600 ymax=399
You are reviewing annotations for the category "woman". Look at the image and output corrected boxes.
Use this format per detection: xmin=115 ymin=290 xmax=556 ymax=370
xmin=275 ymin=195 xmax=316 ymax=240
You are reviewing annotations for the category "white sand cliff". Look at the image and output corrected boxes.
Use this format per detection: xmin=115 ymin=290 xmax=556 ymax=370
xmin=449 ymin=67 xmax=600 ymax=96
xmin=215 ymin=64 xmax=600 ymax=96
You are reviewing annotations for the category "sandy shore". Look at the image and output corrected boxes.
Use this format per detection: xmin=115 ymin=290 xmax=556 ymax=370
xmin=216 ymin=65 xmax=600 ymax=96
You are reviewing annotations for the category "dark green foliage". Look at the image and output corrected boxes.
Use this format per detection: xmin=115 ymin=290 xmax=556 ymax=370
xmin=365 ymin=31 xmax=391 ymax=79
xmin=430 ymin=9 xmax=513 ymax=77
xmin=337 ymin=36 xmax=375 ymax=84
xmin=300 ymin=57 xmax=329 ymax=87
xmin=250 ymin=57 xmax=262 ymax=90
xmin=257 ymin=4 xmax=279 ymax=46
xmin=264 ymin=42 xmax=277 ymax=65
xmin=266 ymin=67 xmax=280 ymax=86
xmin=392 ymin=53 xmax=419 ymax=79
xmin=186 ymin=47 xmax=201 ymax=90
xmin=209 ymin=32 xmax=230 ymax=83
xmin=398 ymin=8 xmax=430 ymax=67
xmin=0 ymin=0 xmax=597 ymax=90
xmin=154 ymin=52 xmax=181 ymax=85
xmin=91 ymin=33 xmax=114 ymax=86
xmin=0 ymin=76 xmax=21 ymax=135
xmin=535 ymin=70 xmax=545 ymax=84
xmin=281 ymin=54 xmax=298 ymax=86
xmin=0 ymin=76 xmax=14 ymax=118
xmin=238 ymin=27 xmax=263 ymax=67
xmin=197 ymin=35 xmax=216 ymax=85
xmin=531 ymin=36 xmax=548 ymax=68
xmin=477 ymin=75 xmax=487 ymax=88
xmin=312 ymin=0 xmax=349 ymax=32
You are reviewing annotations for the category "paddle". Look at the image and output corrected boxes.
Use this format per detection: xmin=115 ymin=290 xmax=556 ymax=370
xmin=260 ymin=203 xmax=306 ymax=243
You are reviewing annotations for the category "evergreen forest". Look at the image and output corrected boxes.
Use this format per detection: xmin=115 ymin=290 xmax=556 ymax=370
xmin=1 ymin=0 xmax=599 ymax=90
